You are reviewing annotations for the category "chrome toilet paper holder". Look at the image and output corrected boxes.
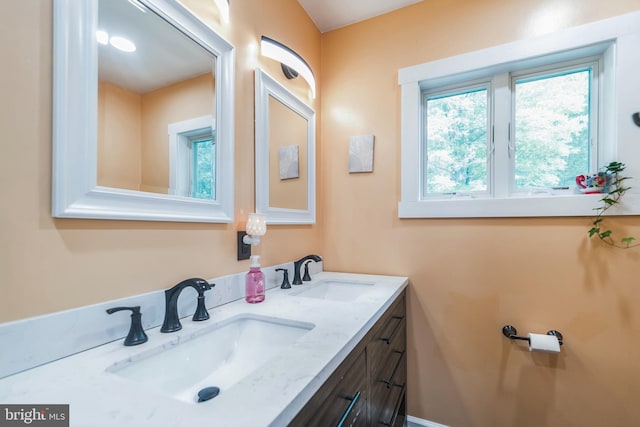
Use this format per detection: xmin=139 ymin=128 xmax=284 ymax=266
xmin=502 ymin=325 xmax=563 ymax=346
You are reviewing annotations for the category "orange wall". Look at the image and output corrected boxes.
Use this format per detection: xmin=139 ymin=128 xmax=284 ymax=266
xmin=320 ymin=1 xmax=640 ymax=426
xmin=97 ymin=81 xmax=142 ymax=191
xmin=140 ymin=73 xmax=215 ymax=194
xmin=0 ymin=0 xmax=321 ymax=322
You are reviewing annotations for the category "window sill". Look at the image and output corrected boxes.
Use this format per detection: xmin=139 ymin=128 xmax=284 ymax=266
xmin=398 ymin=193 xmax=640 ymax=218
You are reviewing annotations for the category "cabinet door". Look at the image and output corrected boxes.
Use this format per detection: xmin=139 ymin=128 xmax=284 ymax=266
xmin=290 ymin=348 xmax=367 ymax=427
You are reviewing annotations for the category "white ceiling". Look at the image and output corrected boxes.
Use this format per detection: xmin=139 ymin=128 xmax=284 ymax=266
xmin=98 ymin=0 xmax=425 ymax=93
xmin=99 ymin=0 xmax=214 ymax=94
xmin=297 ymin=0 xmax=424 ymax=33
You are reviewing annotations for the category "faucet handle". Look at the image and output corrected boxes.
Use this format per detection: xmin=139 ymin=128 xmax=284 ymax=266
xmin=106 ymin=306 xmax=148 ymax=346
xmin=193 ymin=281 xmax=214 ymax=322
xmin=302 ymin=261 xmax=313 ymax=281
xmin=276 ymin=268 xmax=291 ymax=289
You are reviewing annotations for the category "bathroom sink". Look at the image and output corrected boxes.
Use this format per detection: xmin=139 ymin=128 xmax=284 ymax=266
xmin=106 ymin=314 xmax=314 ymax=403
xmin=290 ymin=280 xmax=375 ymax=302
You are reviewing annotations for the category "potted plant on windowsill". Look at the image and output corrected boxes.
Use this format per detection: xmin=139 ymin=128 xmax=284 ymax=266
xmin=588 ymin=161 xmax=638 ymax=248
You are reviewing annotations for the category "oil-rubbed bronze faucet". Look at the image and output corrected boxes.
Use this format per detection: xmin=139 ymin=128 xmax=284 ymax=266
xmin=292 ymin=255 xmax=322 ymax=285
xmin=160 ymin=278 xmax=214 ymax=333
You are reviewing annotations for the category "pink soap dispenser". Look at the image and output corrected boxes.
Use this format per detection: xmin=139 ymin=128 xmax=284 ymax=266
xmin=245 ymin=255 xmax=265 ymax=303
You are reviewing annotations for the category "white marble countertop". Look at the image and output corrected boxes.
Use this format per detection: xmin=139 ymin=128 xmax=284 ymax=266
xmin=0 ymin=272 xmax=407 ymax=427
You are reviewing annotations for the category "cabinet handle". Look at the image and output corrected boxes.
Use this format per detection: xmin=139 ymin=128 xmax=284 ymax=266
xmin=336 ymin=390 xmax=361 ymax=427
xmin=381 ymin=350 xmax=405 ymax=388
xmin=381 ymin=383 xmax=407 ymax=426
xmin=380 ymin=316 xmax=405 ymax=345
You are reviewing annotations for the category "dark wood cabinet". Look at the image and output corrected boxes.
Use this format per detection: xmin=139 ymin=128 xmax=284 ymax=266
xmin=290 ymin=290 xmax=407 ymax=427
xmin=290 ymin=347 xmax=367 ymax=427
xmin=368 ymin=295 xmax=407 ymax=427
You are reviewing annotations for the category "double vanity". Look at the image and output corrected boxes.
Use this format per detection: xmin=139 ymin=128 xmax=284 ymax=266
xmin=35 ymin=1 xmax=410 ymax=424
xmin=0 ymin=271 xmax=407 ymax=426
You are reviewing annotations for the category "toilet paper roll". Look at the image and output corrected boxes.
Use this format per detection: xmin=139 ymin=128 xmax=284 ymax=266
xmin=528 ymin=333 xmax=560 ymax=353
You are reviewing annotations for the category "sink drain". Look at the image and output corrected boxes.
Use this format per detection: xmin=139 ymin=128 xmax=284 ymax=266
xmin=197 ymin=386 xmax=220 ymax=402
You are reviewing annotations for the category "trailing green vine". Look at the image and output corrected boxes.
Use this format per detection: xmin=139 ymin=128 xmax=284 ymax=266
xmin=588 ymin=161 xmax=639 ymax=248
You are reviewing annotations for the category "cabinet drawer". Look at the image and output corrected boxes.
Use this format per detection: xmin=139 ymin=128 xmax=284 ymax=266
xmin=391 ymin=385 xmax=408 ymax=427
xmin=290 ymin=349 xmax=367 ymax=427
xmin=369 ymin=322 xmax=406 ymax=382
xmin=372 ymin=323 xmax=406 ymax=384
xmin=369 ymin=323 xmax=407 ymax=426
xmin=368 ymin=296 xmax=406 ymax=375
xmin=371 ymin=384 xmax=406 ymax=426
xmin=370 ymin=342 xmax=406 ymax=406
xmin=370 ymin=355 xmax=406 ymax=427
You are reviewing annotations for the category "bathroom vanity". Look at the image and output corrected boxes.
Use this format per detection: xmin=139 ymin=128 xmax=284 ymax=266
xmin=0 ymin=272 xmax=408 ymax=426
xmin=290 ymin=289 xmax=406 ymax=426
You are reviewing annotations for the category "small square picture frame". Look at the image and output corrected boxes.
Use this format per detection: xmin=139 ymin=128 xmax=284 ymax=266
xmin=349 ymin=135 xmax=374 ymax=173
xmin=279 ymin=145 xmax=299 ymax=180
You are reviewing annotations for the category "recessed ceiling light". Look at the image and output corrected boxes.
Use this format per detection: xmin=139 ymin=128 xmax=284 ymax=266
xmin=96 ymin=30 xmax=109 ymax=45
xmin=109 ymin=36 xmax=136 ymax=53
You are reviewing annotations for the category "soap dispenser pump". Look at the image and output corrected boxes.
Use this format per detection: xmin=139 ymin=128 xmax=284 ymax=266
xmin=245 ymin=255 xmax=265 ymax=303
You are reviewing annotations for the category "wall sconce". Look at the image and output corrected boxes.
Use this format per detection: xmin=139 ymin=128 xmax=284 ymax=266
xmin=237 ymin=213 xmax=266 ymax=260
xmin=213 ymin=0 xmax=229 ymax=23
xmin=260 ymin=35 xmax=316 ymax=99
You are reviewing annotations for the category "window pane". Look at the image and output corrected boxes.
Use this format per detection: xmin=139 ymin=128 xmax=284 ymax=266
xmin=424 ymin=88 xmax=488 ymax=195
xmin=514 ymin=69 xmax=591 ymax=189
xmin=192 ymin=138 xmax=216 ymax=200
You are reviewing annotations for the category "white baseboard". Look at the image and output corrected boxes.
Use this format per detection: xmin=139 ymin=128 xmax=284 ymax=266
xmin=407 ymin=415 xmax=451 ymax=427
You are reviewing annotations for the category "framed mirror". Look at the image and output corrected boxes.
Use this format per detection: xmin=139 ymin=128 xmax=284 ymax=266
xmin=52 ymin=0 xmax=235 ymax=222
xmin=255 ymin=69 xmax=316 ymax=224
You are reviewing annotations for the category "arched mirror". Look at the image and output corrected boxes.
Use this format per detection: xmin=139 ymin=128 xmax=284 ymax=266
xmin=52 ymin=0 xmax=235 ymax=222
xmin=255 ymin=69 xmax=316 ymax=224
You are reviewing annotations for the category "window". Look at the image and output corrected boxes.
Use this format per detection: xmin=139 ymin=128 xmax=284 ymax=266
xmin=512 ymin=63 xmax=595 ymax=192
xmin=423 ymin=84 xmax=489 ymax=196
xmin=168 ymin=115 xmax=216 ymax=200
xmin=421 ymin=59 xmax=598 ymax=199
xmin=398 ymin=11 xmax=640 ymax=218
xmin=191 ymin=137 xmax=216 ymax=200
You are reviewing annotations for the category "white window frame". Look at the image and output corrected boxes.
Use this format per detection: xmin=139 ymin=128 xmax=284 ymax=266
xmin=398 ymin=11 xmax=640 ymax=218
xmin=168 ymin=115 xmax=215 ymax=198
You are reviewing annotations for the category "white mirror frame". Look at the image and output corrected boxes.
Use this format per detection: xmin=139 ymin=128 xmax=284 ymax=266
xmin=255 ymin=69 xmax=316 ymax=224
xmin=52 ymin=0 xmax=235 ymax=222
